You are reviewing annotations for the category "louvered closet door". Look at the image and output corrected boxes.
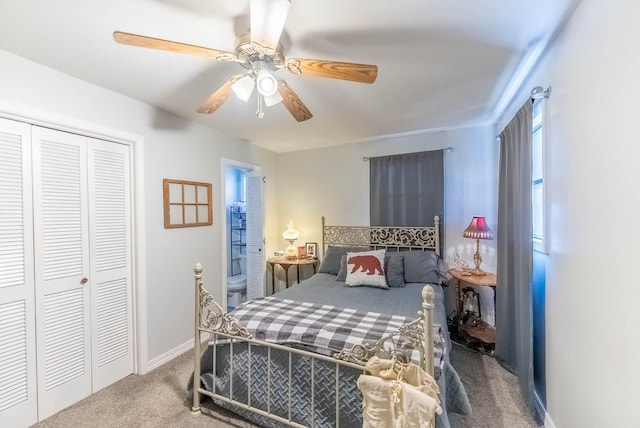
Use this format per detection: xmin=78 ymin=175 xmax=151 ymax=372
xmin=245 ymin=171 xmax=265 ymax=299
xmin=0 ymin=118 xmax=37 ymax=427
xmin=87 ymin=138 xmax=133 ymax=392
xmin=32 ymin=126 xmax=92 ymax=420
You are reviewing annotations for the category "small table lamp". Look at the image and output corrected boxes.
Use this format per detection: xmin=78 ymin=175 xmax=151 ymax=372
xmin=282 ymin=220 xmax=300 ymax=259
xmin=463 ymin=216 xmax=494 ymax=276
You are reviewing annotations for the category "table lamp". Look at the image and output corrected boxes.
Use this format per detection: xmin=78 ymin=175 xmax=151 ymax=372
xmin=463 ymin=216 xmax=494 ymax=276
xmin=282 ymin=220 xmax=299 ymax=259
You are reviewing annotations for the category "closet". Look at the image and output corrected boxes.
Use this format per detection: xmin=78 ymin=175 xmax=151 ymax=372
xmin=0 ymin=117 xmax=133 ymax=426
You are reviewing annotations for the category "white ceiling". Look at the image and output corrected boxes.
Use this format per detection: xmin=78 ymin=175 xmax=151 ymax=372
xmin=0 ymin=0 xmax=580 ymax=153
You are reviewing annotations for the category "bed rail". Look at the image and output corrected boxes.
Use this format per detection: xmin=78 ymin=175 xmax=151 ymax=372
xmin=191 ymin=263 xmax=437 ymax=427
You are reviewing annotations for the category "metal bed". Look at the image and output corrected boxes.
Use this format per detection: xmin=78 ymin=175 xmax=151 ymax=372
xmin=190 ymin=217 xmax=442 ymax=427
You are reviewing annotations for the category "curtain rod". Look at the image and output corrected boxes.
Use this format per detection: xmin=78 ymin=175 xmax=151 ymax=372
xmin=495 ymin=86 xmax=552 ymax=140
xmin=531 ymin=86 xmax=551 ymax=100
xmin=362 ymin=146 xmax=453 ymax=162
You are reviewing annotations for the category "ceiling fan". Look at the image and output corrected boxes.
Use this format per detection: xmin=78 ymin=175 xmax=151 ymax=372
xmin=113 ymin=0 xmax=378 ymax=122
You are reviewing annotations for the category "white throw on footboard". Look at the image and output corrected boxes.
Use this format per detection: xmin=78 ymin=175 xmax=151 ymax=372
xmin=190 ymin=263 xmax=440 ymax=427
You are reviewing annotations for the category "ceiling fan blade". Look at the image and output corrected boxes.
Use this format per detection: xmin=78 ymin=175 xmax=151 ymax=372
xmin=286 ymin=58 xmax=378 ymax=84
xmin=250 ymin=0 xmax=291 ymax=53
xmin=278 ymin=80 xmax=313 ymax=122
xmin=113 ymin=31 xmax=234 ymax=60
xmin=197 ymin=75 xmax=242 ymax=114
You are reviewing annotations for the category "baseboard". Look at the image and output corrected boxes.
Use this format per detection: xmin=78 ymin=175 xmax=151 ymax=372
xmin=146 ymin=333 xmax=212 ymax=372
xmin=534 ymin=391 xmax=556 ymax=428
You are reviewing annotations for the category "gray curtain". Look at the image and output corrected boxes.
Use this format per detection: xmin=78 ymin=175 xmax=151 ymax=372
xmin=369 ymin=150 xmax=444 ymax=227
xmin=496 ymin=100 xmax=534 ymax=412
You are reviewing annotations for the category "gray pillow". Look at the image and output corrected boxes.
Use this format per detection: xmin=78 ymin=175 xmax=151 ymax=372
xmin=336 ymin=255 xmax=349 ymax=282
xmin=385 ymin=253 xmax=405 ymax=287
xmin=318 ymin=245 xmax=368 ymax=276
xmin=403 ymin=251 xmax=442 ymax=284
xmin=337 ymin=252 xmax=404 ymax=287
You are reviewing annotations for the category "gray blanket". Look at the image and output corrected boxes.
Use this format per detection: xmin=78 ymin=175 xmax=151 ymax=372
xmin=195 ymin=275 xmax=471 ymax=427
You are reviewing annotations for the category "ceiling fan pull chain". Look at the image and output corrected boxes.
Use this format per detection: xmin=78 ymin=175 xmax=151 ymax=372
xmin=256 ymin=93 xmax=265 ymax=119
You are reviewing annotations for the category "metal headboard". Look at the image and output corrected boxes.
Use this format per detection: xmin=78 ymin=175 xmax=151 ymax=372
xmin=321 ymin=215 xmax=441 ymax=256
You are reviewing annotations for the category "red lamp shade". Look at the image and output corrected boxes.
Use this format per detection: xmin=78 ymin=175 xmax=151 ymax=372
xmin=463 ymin=216 xmax=494 ymax=240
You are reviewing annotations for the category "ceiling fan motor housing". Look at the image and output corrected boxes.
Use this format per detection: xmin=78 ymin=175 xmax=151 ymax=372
xmin=234 ymin=32 xmax=285 ymax=73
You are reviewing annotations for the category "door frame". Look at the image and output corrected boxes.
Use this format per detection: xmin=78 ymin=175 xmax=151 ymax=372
xmin=0 ymin=104 xmax=148 ymax=374
xmin=220 ymin=158 xmax=261 ymax=309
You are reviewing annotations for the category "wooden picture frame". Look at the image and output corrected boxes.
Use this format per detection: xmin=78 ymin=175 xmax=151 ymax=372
xmin=297 ymin=246 xmax=307 ymax=259
xmin=305 ymin=242 xmax=318 ymax=258
xmin=163 ymin=178 xmax=212 ymax=228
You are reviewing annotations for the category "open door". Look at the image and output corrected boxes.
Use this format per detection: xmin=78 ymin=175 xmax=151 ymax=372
xmin=245 ymin=171 xmax=265 ymax=299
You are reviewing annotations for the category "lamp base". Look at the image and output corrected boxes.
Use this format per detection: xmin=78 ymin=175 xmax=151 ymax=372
xmin=470 ymin=239 xmax=486 ymax=275
xmin=285 ymin=244 xmax=298 ymax=260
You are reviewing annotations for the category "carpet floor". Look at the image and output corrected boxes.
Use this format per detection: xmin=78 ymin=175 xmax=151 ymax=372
xmin=447 ymin=343 xmax=541 ymax=428
xmin=30 ymin=344 xmax=541 ymax=428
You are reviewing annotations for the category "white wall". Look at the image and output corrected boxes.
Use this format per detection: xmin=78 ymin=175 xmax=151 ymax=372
xmin=274 ymin=126 xmax=499 ymax=313
xmin=496 ymin=1 xmax=640 ymax=426
xmin=0 ymin=49 xmax=279 ymax=368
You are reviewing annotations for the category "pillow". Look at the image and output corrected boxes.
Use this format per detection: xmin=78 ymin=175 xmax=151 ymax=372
xmin=338 ymin=252 xmax=405 ymax=287
xmin=384 ymin=252 xmax=405 ymax=288
xmin=318 ymin=245 xmax=369 ymax=275
xmin=336 ymin=255 xmax=349 ymax=282
xmin=402 ymin=251 xmax=442 ymax=284
xmin=344 ymin=249 xmax=389 ymax=289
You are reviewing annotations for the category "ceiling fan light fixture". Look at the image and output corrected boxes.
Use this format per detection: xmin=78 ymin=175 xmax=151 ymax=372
xmin=263 ymin=90 xmax=283 ymax=107
xmin=250 ymin=0 xmax=291 ymax=53
xmin=231 ymin=74 xmax=255 ymax=102
xmin=256 ymin=69 xmax=279 ymax=97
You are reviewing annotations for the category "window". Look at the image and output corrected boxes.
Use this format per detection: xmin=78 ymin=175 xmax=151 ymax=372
xmin=532 ymin=99 xmax=547 ymax=253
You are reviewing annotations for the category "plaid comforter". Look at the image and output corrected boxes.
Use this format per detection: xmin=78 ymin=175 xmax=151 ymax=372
xmin=231 ymin=296 xmax=444 ymax=372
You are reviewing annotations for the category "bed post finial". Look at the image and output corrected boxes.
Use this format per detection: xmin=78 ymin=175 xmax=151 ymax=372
xmin=194 ymin=262 xmax=203 ymax=278
xmin=422 ymin=284 xmax=435 ymax=306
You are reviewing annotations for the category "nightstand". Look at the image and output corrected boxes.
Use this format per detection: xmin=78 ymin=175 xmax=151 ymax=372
xmin=448 ymin=268 xmax=497 ymax=347
xmin=267 ymin=257 xmax=318 ymax=295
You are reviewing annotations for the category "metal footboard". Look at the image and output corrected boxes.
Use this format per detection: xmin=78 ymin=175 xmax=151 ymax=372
xmin=191 ymin=262 xmax=437 ymax=427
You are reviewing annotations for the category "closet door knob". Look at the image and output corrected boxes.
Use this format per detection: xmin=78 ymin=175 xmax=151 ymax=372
xmin=80 ymin=277 xmax=88 ymax=285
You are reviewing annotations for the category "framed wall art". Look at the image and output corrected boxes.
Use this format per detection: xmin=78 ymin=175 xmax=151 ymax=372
xmin=297 ymin=245 xmax=307 ymax=259
xmin=305 ymin=242 xmax=318 ymax=259
xmin=163 ymin=178 xmax=212 ymax=228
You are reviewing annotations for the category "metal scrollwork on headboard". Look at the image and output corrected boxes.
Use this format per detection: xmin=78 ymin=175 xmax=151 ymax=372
xmin=323 ymin=226 xmax=373 ymax=246
xmin=370 ymin=227 xmax=438 ymax=249
xmin=322 ymin=215 xmax=441 ymax=255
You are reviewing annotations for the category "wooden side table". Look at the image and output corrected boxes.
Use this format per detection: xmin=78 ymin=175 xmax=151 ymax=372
xmin=448 ymin=268 xmax=497 ymax=347
xmin=267 ymin=257 xmax=319 ymax=295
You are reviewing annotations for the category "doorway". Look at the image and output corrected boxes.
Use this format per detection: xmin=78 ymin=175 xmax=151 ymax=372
xmin=221 ymin=160 xmax=264 ymax=311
